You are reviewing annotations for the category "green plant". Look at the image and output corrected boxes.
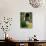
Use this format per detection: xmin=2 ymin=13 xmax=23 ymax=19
xmin=20 ymin=20 xmax=27 ymax=28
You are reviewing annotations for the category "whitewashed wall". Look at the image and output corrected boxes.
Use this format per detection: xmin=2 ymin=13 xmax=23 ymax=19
xmin=0 ymin=0 xmax=46 ymax=40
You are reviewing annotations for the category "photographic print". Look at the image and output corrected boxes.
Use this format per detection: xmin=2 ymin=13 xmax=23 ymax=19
xmin=20 ymin=12 xmax=32 ymax=28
